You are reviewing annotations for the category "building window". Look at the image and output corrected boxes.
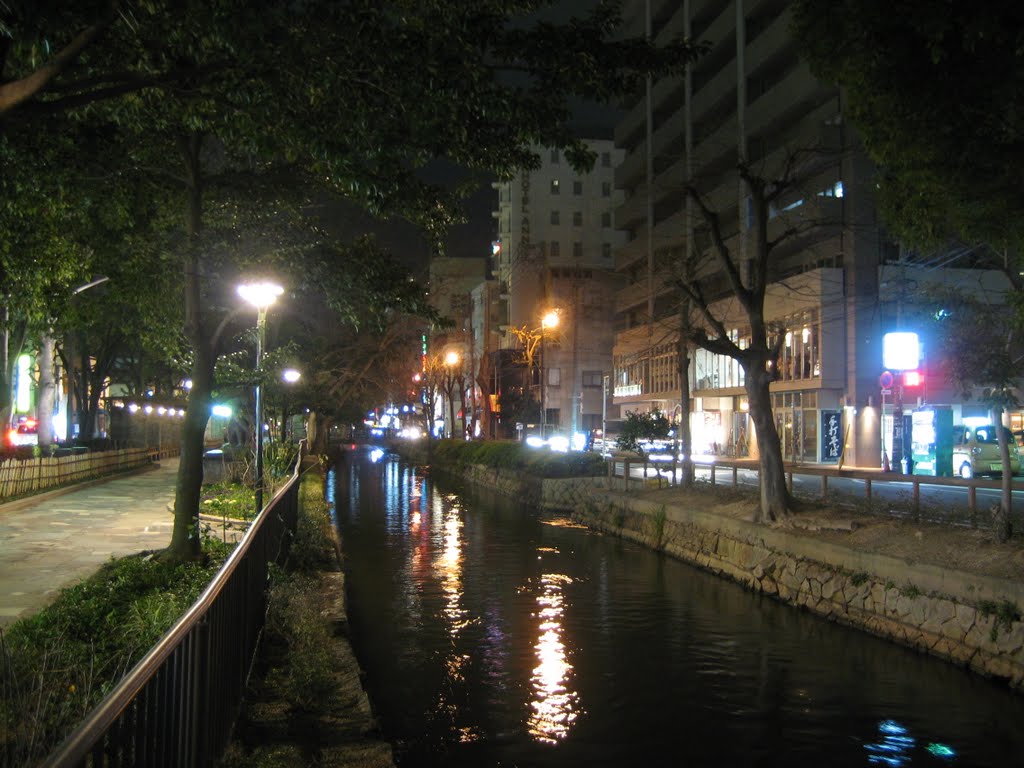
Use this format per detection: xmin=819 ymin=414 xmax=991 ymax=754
xmin=601 ymin=212 xmax=611 ymax=228
xmin=602 ymin=243 xmax=612 ymax=260
xmin=550 ymin=241 xmax=560 ymax=258
xmin=582 ymin=370 xmax=603 ymax=388
xmin=602 ymin=181 xmax=611 ymax=197
xmin=551 ymin=210 xmax=560 ymax=225
xmin=573 ymin=241 xmax=583 ymax=258
xmin=573 ymin=211 xmax=583 ymax=226
xmin=601 ymin=152 xmax=611 ymax=167
xmin=551 ymin=179 xmax=560 ymax=195
xmin=551 ymin=148 xmax=559 ymax=164
xmin=573 ymin=180 xmax=583 ymax=195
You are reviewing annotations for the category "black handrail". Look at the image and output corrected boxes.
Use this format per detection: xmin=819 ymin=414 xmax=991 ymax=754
xmin=41 ymin=448 xmax=307 ymax=767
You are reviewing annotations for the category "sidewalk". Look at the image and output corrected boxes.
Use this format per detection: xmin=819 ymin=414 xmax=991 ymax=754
xmin=0 ymin=458 xmax=179 ymax=629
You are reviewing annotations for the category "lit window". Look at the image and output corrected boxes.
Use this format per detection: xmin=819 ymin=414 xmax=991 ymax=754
xmin=551 ymin=179 xmax=560 ymax=195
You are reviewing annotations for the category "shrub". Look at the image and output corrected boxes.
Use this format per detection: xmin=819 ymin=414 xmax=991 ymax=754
xmin=0 ymin=539 xmax=232 ymax=767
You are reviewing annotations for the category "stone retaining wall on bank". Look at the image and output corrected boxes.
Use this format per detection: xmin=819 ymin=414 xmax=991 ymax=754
xmin=459 ymin=465 xmax=1024 ymax=691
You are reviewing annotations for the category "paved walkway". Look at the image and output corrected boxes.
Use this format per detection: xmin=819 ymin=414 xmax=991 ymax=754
xmin=0 ymin=458 xmax=179 ymax=629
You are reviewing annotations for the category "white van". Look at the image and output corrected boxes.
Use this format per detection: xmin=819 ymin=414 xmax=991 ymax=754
xmin=952 ymin=424 xmax=1020 ymax=479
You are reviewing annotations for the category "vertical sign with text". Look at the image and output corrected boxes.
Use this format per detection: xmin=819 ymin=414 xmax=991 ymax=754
xmin=820 ymin=410 xmax=843 ymax=463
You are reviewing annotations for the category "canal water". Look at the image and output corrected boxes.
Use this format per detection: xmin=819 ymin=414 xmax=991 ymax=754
xmin=330 ymin=449 xmax=1024 ymax=767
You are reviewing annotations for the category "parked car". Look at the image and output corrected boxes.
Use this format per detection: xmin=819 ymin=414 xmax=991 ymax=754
xmin=952 ymin=424 xmax=1020 ymax=479
xmin=5 ymin=418 xmax=38 ymax=448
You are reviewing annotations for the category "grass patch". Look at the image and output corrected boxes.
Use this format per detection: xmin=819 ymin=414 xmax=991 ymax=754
xmin=0 ymin=538 xmax=233 ymax=767
xmin=201 ymin=481 xmax=257 ymax=520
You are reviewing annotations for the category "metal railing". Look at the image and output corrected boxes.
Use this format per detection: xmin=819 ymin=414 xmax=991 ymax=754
xmin=41 ymin=456 xmax=304 ymax=767
xmin=607 ymin=455 xmax=1024 ymax=525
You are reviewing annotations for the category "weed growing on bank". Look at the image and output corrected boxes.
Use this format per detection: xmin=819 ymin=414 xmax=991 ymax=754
xmin=0 ymin=537 xmax=233 ymax=767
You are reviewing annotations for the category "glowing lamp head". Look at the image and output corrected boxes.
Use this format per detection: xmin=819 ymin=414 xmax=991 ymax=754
xmin=237 ymin=281 xmax=284 ymax=310
xmin=282 ymin=368 xmax=301 ymax=383
xmin=542 ymin=310 xmax=559 ymax=329
xmin=445 ymin=351 xmax=460 ymax=366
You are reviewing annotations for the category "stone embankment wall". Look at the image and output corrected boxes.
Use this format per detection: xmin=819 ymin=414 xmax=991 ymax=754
xmin=463 ymin=467 xmax=1024 ymax=691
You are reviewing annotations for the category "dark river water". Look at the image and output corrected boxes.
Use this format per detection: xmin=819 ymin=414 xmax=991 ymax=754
xmin=330 ymin=448 xmax=1024 ymax=768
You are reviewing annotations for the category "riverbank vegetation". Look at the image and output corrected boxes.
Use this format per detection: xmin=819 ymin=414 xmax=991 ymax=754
xmin=222 ymin=468 xmax=394 ymax=767
xmin=0 ymin=538 xmax=233 ymax=767
xmin=416 ymin=439 xmax=607 ymax=478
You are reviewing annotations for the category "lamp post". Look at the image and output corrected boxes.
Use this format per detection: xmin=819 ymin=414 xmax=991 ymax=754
xmin=238 ymin=280 xmax=283 ymax=516
xmin=444 ymin=351 xmax=460 ymax=438
xmin=281 ymin=368 xmax=301 ymax=442
xmin=540 ymin=310 xmax=559 ymax=438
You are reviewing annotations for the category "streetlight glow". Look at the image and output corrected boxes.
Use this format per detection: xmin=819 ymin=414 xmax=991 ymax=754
xmin=238 ymin=279 xmax=284 ymax=517
xmin=237 ymin=281 xmax=284 ymax=309
xmin=542 ymin=310 xmax=559 ymax=329
xmin=282 ymin=368 xmax=301 ymax=383
xmin=445 ymin=351 xmax=460 ymax=366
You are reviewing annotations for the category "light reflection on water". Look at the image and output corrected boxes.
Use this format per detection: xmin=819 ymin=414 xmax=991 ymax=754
xmin=528 ymin=570 xmax=578 ymax=744
xmin=336 ymin=449 xmax=1024 ymax=768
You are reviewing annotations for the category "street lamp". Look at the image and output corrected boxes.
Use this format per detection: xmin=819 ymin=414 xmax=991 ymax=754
xmin=237 ymin=280 xmax=284 ymax=516
xmin=444 ymin=351 xmax=460 ymax=438
xmin=540 ymin=310 xmax=559 ymax=438
xmin=281 ymin=368 xmax=300 ymax=442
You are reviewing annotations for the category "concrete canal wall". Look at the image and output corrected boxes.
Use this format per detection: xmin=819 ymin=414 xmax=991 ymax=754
xmin=458 ymin=466 xmax=1024 ymax=691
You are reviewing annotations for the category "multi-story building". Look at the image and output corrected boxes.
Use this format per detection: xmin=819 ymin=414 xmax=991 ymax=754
xmin=611 ymin=0 xmax=1014 ymax=468
xmin=492 ymin=141 xmax=626 ymax=436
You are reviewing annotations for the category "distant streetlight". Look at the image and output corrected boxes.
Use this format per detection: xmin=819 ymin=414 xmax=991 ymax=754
xmin=540 ymin=310 xmax=559 ymax=438
xmin=444 ymin=351 xmax=461 ymax=438
xmin=281 ymin=368 xmax=301 ymax=441
xmin=237 ymin=280 xmax=284 ymax=515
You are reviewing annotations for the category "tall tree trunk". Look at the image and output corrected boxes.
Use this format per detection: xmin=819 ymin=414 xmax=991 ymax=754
xmin=37 ymin=334 xmax=56 ymax=450
xmin=745 ymin=366 xmax=792 ymax=522
xmin=168 ymin=132 xmax=208 ymax=562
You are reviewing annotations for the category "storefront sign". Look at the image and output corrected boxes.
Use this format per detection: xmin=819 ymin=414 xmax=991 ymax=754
xmin=820 ymin=410 xmax=843 ymax=463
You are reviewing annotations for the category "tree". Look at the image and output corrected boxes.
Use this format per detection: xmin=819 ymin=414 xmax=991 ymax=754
xmin=3 ymin=2 xmax=699 ymax=561
xmin=616 ymin=409 xmax=671 ymax=456
xmin=792 ymin=0 xmax=1024 ymax=535
xmin=929 ymin=288 xmax=1020 ymax=541
xmin=791 ymin=0 xmax=1024 ymax=255
xmin=673 ymin=154 xmax=834 ymax=522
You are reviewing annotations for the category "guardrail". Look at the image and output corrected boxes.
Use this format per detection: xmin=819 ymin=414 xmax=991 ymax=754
xmin=607 ymin=455 xmax=1024 ymax=526
xmin=40 ymin=452 xmax=305 ymax=768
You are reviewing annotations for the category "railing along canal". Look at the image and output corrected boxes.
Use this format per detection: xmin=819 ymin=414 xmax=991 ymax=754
xmin=41 ymin=455 xmax=305 ymax=768
xmin=607 ymin=455 xmax=1024 ymax=525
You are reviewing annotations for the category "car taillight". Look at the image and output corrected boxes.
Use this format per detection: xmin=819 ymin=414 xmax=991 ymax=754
xmin=6 ymin=428 xmax=16 ymax=444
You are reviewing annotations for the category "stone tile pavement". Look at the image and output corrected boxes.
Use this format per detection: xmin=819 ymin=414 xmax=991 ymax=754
xmin=0 ymin=458 xmax=179 ymax=629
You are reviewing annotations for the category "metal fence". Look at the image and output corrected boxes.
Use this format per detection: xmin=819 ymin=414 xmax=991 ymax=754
xmin=0 ymin=448 xmax=162 ymax=502
xmin=40 ymin=460 xmax=303 ymax=767
xmin=607 ymin=455 xmax=1024 ymax=527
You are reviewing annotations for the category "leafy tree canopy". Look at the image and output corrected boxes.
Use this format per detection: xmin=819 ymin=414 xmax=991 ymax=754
xmin=792 ymin=0 xmax=1024 ymax=252
xmin=616 ymin=409 xmax=671 ymax=455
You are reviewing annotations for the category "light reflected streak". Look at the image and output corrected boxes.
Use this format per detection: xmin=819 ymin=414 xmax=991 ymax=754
xmin=528 ymin=572 xmax=579 ymax=744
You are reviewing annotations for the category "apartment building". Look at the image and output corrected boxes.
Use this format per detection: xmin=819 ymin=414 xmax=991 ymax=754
xmin=492 ymin=141 xmax=626 ymax=436
xmin=611 ymin=0 xmax=1012 ymax=468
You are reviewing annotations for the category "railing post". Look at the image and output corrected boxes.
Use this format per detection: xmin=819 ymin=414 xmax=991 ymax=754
xmin=912 ymin=480 xmax=921 ymax=522
xmin=192 ymin=617 xmax=212 ymax=767
xmin=821 ymin=474 xmax=828 ymax=502
xmin=969 ymin=485 xmax=977 ymax=528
